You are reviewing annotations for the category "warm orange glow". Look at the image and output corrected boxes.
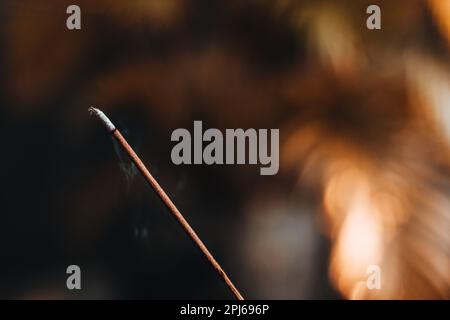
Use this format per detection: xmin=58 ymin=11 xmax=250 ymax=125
xmin=325 ymin=165 xmax=383 ymax=299
xmin=429 ymin=0 xmax=450 ymax=44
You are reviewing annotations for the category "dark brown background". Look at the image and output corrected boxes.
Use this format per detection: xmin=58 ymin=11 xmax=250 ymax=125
xmin=0 ymin=0 xmax=449 ymax=299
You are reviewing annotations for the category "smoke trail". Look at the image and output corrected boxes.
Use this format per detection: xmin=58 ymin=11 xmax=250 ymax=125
xmin=112 ymin=127 xmax=139 ymax=189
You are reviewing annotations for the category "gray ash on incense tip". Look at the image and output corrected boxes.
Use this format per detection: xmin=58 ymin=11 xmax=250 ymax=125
xmin=88 ymin=107 xmax=116 ymax=132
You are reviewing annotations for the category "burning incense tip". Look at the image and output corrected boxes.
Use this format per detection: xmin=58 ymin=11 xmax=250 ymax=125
xmin=88 ymin=107 xmax=116 ymax=132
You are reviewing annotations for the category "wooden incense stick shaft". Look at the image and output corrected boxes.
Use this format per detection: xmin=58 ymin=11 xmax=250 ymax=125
xmin=112 ymin=128 xmax=244 ymax=300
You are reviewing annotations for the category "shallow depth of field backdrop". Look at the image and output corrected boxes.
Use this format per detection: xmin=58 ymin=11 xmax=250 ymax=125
xmin=0 ymin=0 xmax=449 ymax=299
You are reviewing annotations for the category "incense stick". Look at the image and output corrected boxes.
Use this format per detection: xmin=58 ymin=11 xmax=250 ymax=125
xmin=88 ymin=107 xmax=244 ymax=300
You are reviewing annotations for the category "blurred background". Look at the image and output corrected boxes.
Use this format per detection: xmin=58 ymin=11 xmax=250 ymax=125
xmin=0 ymin=0 xmax=449 ymax=299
